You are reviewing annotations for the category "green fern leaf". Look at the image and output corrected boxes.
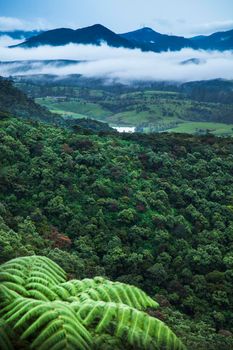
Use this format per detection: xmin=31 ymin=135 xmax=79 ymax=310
xmin=0 ymin=256 xmax=186 ymax=350
xmin=3 ymin=298 xmax=92 ymax=350
xmin=52 ymin=278 xmax=158 ymax=310
xmin=76 ymin=300 xmax=185 ymax=350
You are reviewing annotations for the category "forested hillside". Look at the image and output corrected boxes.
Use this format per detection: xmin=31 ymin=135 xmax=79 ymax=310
xmin=0 ymin=77 xmax=113 ymax=132
xmin=0 ymin=115 xmax=233 ymax=349
xmin=0 ymin=77 xmax=58 ymax=123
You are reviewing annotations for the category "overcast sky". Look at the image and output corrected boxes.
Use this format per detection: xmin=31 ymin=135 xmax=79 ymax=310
xmin=0 ymin=0 xmax=233 ymax=36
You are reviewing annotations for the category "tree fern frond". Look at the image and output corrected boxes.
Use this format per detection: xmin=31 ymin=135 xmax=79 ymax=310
xmin=52 ymin=278 xmax=158 ymax=310
xmin=50 ymin=284 xmax=72 ymax=301
xmin=27 ymin=270 xmax=64 ymax=286
xmin=3 ymin=298 xmax=92 ymax=350
xmin=0 ymin=256 xmax=66 ymax=301
xmin=0 ymin=297 xmax=28 ymax=318
xmin=0 ymin=256 xmax=186 ymax=350
xmin=20 ymin=311 xmax=62 ymax=340
xmin=0 ymin=268 xmax=26 ymax=278
xmin=1 ymin=281 xmax=28 ymax=297
xmin=1 ymin=256 xmax=66 ymax=284
xmin=27 ymin=289 xmax=51 ymax=302
xmin=26 ymin=283 xmax=58 ymax=301
xmin=3 ymin=299 xmax=41 ymax=325
xmin=76 ymin=300 xmax=185 ymax=350
xmin=0 ymin=272 xmax=25 ymax=285
xmin=28 ymin=263 xmax=66 ymax=284
xmin=83 ymin=281 xmax=158 ymax=310
xmin=0 ymin=284 xmax=19 ymax=305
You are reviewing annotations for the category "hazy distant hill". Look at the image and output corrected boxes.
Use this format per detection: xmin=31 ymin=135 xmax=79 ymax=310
xmin=120 ymin=27 xmax=195 ymax=51
xmin=181 ymin=79 xmax=233 ymax=103
xmin=13 ymin=24 xmax=233 ymax=52
xmin=122 ymin=27 xmax=233 ymax=51
xmin=191 ymin=29 xmax=233 ymax=50
xmin=0 ymin=60 xmax=83 ymax=75
xmin=13 ymin=24 xmax=135 ymax=49
xmin=12 ymin=74 xmax=233 ymax=104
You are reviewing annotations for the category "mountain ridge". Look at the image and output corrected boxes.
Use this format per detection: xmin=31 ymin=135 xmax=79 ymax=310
xmin=120 ymin=27 xmax=194 ymax=51
xmin=12 ymin=24 xmax=135 ymax=49
xmin=10 ymin=24 xmax=233 ymax=52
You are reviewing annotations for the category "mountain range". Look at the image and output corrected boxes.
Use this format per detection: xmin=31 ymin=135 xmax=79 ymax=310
xmin=8 ymin=24 xmax=233 ymax=52
xmin=12 ymin=25 xmax=135 ymax=49
xmin=120 ymin=27 xmax=193 ymax=51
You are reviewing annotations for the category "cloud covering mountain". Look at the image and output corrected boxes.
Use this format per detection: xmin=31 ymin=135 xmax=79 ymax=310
xmin=11 ymin=24 xmax=233 ymax=52
xmin=0 ymin=42 xmax=233 ymax=83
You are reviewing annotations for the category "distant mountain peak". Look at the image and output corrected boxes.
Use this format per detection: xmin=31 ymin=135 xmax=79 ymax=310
xmin=122 ymin=27 xmax=160 ymax=35
xmin=89 ymin=23 xmax=108 ymax=29
xmin=80 ymin=23 xmax=110 ymax=32
xmin=12 ymin=24 xmax=135 ymax=49
xmin=10 ymin=24 xmax=233 ymax=52
xmin=141 ymin=27 xmax=154 ymax=32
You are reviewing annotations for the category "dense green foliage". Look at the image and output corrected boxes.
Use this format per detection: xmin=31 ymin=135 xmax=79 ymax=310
xmin=0 ymin=78 xmax=113 ymax=133
xmin=181 ymin=79 xmax=233 ymax=104
xmin=0 ymin=116 xmax=233 ymax=348
xmin=0 ymin=77 xmax=58 ymax=123
xmin=0 ymin=256 xmax=185 ymax=350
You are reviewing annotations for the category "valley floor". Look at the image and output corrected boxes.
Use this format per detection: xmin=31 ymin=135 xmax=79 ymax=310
xmin=32 ymin=88 xmax=233 ymax=136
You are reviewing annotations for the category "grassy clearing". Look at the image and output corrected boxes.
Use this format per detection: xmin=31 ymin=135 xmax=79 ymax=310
xmin=35 ymin=90 xmax=233 ymax=136
xmin=166 ymin=122 xmax=233 ymax=136
xmin=36 ymin=97 xmax=109 ymax=120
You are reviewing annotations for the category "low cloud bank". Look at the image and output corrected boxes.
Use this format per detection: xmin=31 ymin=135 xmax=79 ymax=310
xmin=151 ymin=18 xmax=233 ymax=36
xmin=0 ymin=42 xmax=233 ymax=83
xmin=0 ymin=16 xmax=50 ymax=31
xmin=0 ymin=35 xmax=23 ymax=47
xmin=190 ymin=20 xmax=233 ymax=35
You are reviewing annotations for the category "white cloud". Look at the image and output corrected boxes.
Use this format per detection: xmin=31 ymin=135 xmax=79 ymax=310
xmin=0 ymin=35 xmax=22 ymax=47
xmin=0 ymin=16 xmax=51 ymax=32
xmin=150 ymin=18 xmax=233 ymax=36
xmin=190 ymin=20 xmax=233 ymax=36
xmin=0 ymin=43 xmax=232 ymax=83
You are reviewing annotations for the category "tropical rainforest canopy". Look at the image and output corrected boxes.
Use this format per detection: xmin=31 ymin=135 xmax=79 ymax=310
xmin=0 ymin=113 xmax=233 ymax=348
